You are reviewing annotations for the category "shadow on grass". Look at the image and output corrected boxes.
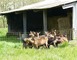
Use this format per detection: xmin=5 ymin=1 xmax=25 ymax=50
xmin=0 ymin=36 xmax=21 ymax=43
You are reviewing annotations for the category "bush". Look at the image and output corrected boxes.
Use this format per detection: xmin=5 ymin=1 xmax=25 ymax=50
xmin=0 ymin=16 xmax=7 ymax=28
xmin=0 ymin=28 xmax=7 ymax=36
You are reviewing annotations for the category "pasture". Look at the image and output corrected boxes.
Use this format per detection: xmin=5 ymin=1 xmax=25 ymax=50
xmin=0 ymin=28 xmax=77 ymax=60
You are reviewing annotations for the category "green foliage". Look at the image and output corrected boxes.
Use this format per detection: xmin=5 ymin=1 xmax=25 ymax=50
xmin=58 ymin=42 xmax=69 ymax=48
xmin=0 ymin=0 xmax=44 ymax=11
xmin=0 ymin=28 xmax=7 ymax=37
xmin=0 ymin=16 xmax=7 ymax=28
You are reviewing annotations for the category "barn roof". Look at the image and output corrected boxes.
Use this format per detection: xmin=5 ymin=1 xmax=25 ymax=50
xmin=0 ymin=0 xmax=77 ymax=15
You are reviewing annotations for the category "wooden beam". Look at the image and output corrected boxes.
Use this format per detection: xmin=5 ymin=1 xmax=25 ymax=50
xmin=43 ymin=10 xmax=47 ymax=33
xmin=23 ymin=12 xmax=27 ymax=37
xmin=62 ymin=3 xmax=75 ymax=9
xmin=6 ymin=16 xmax=11 ymax=33
xmin=72 ymin=2 xmax=77 ymax=39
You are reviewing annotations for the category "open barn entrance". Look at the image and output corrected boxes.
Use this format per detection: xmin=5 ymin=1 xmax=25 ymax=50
xmin=47 ymin=7 xmax=72 ymax=40
xmin=6 ymin=13 xmax=23 ymax=36
xmin=27 ymin=10 xmax=43 ymax=33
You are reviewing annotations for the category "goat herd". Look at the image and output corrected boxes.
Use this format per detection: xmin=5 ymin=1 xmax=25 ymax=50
xmin=22 ymin=30 xmax=68 ymax=49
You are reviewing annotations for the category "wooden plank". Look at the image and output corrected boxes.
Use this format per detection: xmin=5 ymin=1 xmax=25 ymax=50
xmin=62 ymin=2 xmax=75 ymax=9
xmin=72 ymin=2 xmax=77 ymax=39
xmin=23 ymin=12 xmax=27 ymax=37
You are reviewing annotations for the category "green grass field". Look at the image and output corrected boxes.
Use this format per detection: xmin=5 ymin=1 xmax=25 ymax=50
xmin=0 ymin=28 xmax=77 ymax=60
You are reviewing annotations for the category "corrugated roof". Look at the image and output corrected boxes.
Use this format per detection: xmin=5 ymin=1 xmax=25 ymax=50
xmin=0 ymin=0 xmax=77 ymax=14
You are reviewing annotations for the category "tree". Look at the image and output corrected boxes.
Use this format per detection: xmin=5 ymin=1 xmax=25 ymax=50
xmin=0 ymin=0 xmax=44 ymax=11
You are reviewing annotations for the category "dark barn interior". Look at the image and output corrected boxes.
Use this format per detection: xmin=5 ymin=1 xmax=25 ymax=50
xmin=6 ymin=10 xmax=43 ymax=35
xmin=6 ymin=13 xmax=23 ymax=34
xmin=27 ymin=10 xmax=43 ymax=33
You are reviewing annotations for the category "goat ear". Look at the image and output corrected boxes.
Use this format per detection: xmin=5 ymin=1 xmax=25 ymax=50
xmin=45 ymin=31 xmax=48 ymax=35
xmin=33 ymin=31 xmax=36 ymax=34
xmin=24 ymin=38 xmax=26 ymax=41
xmin=44 ymin=31 xmax=47 ymax=34
xmin=45 ymin=31 xmax=48 ymax=33
xmin=54 ymin=30 xmax=56 ymax=32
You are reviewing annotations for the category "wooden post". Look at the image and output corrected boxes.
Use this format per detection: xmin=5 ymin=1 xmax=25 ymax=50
xmin=6 ymin=16 xmax=11 ymax=33
xmin=23 ymin=12 xmax=27 ymax=38
xmin=8 ymin=23 xmax=11 ymax=33
xmin=43 ymin=10 xmax=47 ymax=33
xmin=72 ymin=2 xmax=77 ymax=39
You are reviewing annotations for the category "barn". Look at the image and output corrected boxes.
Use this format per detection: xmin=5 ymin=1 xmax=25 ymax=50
xmin=0 ymin=0 xmax=77 ymax=40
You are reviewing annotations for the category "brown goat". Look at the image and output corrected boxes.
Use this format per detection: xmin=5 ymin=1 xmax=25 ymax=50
xmin=54 ymin=34 xmax=68 ymax=47
xmin=28 ymin=37 xmax=48 ymax=48
xmin=22 ymin=31 xmax=48 ymax=49
xmin=23 ymin=37 xmax=33 ymax=48
xmin=27 ymin=32 xmax=48 ymax=48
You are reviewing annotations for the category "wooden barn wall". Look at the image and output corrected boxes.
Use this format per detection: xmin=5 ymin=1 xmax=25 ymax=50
xmin=6 ymin=13 xmax=23 ymax=33
xmin=27 ymin=10 xmax=43 ymax=33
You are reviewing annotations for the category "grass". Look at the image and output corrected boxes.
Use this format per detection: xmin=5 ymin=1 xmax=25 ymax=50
xmin=0 ymin=42 xmax=77 ymax=60
xmin=0 ymin=28 xmax=77 ymax=60
xmin=0 ymin=28 xmax=7 ymax=37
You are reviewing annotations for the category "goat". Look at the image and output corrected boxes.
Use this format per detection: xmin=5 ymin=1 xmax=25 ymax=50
xmin=20 ymin=33 xmax=34 ymax=48
xmin=54 ymin=34 xmax=68 ymax=47
xmin=28 ymin=37 xmax=48 ymax=48
xmin=27 ymin=32 xmax=48 ymax=48
xmin=45 ymin=31 xmax=57 ymax=48
xmin=23 ymin=38 xmax=33 ymax=48
xmin=46 ymin=30 xmax=68 ymax=47
xmin=22 ymin=30 xmax=68 ymax=48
